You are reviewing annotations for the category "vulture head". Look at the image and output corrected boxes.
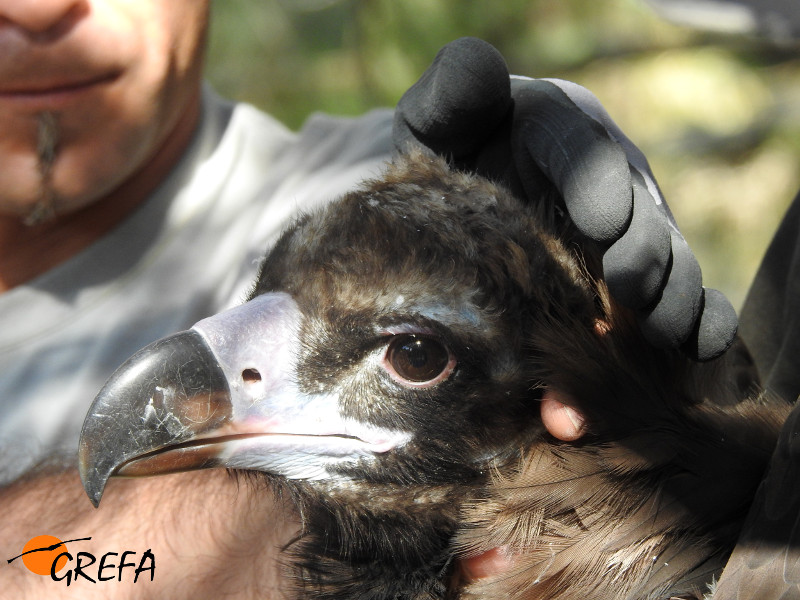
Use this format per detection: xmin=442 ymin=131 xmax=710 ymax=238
xmin=79 ymin=151 xmax=787 ymax=599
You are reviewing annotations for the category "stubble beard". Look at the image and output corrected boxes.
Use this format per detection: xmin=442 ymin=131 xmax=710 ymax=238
xmin=22 ymin=112 xmax=61 ymax=227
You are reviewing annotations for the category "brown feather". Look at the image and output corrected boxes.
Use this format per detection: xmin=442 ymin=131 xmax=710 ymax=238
xmin=245 ymin=150 xmax=788 ymax=599
xmin=454 ymin=264 xmax=787 ymax=599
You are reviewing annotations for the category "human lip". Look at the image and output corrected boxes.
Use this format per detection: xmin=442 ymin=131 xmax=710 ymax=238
xmin=0 ymin=72 xmax=119 ymax=109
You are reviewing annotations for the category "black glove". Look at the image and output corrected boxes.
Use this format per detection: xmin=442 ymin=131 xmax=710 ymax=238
xmin=392 ymin=37 xmax=737 ymax=361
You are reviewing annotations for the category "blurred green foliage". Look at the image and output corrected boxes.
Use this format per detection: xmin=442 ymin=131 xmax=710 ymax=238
xmin=206 ymin=0 xmax=800 ymax=309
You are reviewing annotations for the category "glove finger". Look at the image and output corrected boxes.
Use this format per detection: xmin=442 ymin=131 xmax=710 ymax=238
xmin=640 ymin=231 xmax=704 ymax=349
xmin=511 ymin=78 xmax=632 ymax=245
xmin=544 ymin=79 xmax=674 ymax=224
xmin=681 ymin=288 xmax=738 ymax=362
xmin=603 ymin=169 xmax=672 ymax=309
xmin=392 ymin=37 xmax=511 ymax=158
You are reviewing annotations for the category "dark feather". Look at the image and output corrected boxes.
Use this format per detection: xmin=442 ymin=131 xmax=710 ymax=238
xmin=237 ymin=151 xmax=790 ymax=599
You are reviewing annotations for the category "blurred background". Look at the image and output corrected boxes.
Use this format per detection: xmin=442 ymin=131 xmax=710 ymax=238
xmin=206 ymin=0 xmax=800 ymax=310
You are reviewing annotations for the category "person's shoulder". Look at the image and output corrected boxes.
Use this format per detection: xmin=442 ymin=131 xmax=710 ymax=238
xmin=212 ymin=85 xmax=393 ymax=172
xmin=294 ymin=108 xmax=394 ymax=167
xmin=299 ymin=108 xmax=393 ymax=137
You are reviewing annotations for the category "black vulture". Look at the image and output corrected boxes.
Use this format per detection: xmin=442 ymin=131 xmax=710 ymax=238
xmin=78 ymin=151 xmax=787 ymax=599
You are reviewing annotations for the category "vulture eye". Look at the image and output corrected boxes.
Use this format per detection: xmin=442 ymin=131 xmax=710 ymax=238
xmin=384 ymin=334 xmax=455 ymax=387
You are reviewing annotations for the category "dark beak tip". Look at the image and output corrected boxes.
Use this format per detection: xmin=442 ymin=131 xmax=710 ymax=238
xmin=77 ymin=455 xmax=107 ymax=508
xmin=78 ymin=329 xmax=233 ymax=507
xmin=83 ymin=476 xmax=106 ymax=508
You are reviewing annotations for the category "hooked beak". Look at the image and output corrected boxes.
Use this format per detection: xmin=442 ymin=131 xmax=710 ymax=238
xmin=78 ymin=327 xmax=231 ymax=507
xmin=78 ymin=292 xmax=409 ymax=507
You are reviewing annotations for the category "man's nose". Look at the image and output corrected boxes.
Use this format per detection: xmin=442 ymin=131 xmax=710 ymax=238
xmin=0 ymin=0 xmax=84 ymax=35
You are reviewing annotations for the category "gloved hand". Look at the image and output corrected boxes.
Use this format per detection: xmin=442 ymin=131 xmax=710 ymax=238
xmin=392 ymin=37 xmax=737 ymax=361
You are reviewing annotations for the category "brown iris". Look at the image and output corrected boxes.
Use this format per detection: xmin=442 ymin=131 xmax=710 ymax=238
xmin=386 ymin=334 xmax=453 ymax=385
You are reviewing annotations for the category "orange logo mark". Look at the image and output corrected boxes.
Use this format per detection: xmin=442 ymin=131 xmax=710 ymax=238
xmin=20 ymin=535 xmax=70 ymax=576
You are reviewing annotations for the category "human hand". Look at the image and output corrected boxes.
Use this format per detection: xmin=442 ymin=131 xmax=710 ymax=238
xmin=392 ymin=37 xmax=737 ymax=361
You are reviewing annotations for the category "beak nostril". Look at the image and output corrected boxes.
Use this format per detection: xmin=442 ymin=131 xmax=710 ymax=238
xmin=242 ymin=368 xmax=262 ymax=383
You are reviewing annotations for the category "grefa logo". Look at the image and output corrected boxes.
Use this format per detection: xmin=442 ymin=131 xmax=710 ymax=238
xmin=7 ymin=535 xmax=155 ymax=586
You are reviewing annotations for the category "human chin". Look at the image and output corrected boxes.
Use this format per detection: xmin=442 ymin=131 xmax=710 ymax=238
xmin=0 ymin=104 xmax=124 ymax=219
xmin=48 ymin=131 xmax=153 ymax=215
xmin=0 ymin=159 xmax=47 ymax=219
xmin=0 ymin=131 xmax=145 ymax=221
xmin=47 ymin=84 xmax=175 ymax=213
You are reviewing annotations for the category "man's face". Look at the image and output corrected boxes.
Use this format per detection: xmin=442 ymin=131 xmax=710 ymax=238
xmin=0 ymin=0 xmax=210 ymax=220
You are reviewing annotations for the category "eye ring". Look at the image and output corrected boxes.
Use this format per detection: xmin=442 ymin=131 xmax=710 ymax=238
xmin=382 ymin=334 xmax=456 ymax=388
